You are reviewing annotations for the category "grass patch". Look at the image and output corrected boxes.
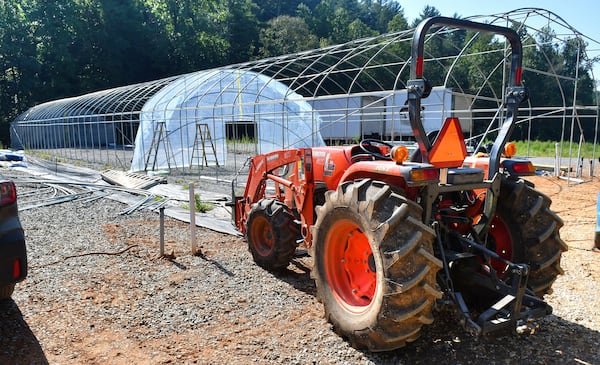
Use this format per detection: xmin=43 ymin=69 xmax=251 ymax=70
xmin=194 ymin=193 xmax=213 ymax=213
xmin=514 ymin=140 xmax=599 ymax=158
xmin=180 ymin=181 xmax=213 ymax=212
xmin=181 ymin=193 xmax=213 ymax=213
xmin=227 ymin=135 xmax=256 ymax=145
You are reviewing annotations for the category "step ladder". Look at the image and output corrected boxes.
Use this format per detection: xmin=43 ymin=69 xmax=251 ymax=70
xmin=190 ymin=123 xmax=219 ymax=170
xmin=144 ymin=121 xmax=176 ymax=171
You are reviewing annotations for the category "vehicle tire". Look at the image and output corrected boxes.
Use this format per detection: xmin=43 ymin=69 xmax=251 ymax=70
xmin=492 ymin=178 xmax=568 ymax=297
xmin=311 ymin=179 xmax=443 ymax=351
xmin=246 ymin=198 xmax=299 ymax=271
xmin=0 ymin=283 xmax=15 ymax=300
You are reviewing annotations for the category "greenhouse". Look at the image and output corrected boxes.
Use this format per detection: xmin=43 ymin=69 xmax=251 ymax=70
xmin=12 ymin=69 xmax=324 ymax=172
xmin=131 ymin=69 xmax=324 ymax=171
xmin=11 ymin=8 xmax=600 ymax=177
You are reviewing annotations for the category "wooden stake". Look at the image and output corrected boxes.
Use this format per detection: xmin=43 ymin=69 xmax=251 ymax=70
xmin=189 ymin=183 xmax=198 ymax=255
xmin=159 ymin=207 xmax=165 ymax=257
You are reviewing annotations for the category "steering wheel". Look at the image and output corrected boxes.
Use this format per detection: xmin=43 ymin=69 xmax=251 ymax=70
xmin=359 ymin=139 xmax=393 ymax=160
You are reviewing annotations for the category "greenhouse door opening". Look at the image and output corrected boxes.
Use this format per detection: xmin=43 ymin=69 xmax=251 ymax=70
xmin=226 ymin=121 xmax=257 ymax=154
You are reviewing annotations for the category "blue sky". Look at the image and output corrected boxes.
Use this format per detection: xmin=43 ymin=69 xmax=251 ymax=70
xmin=398 ymin=1 xmax=600 ymax=82
xmin=399 ymin=1 xmax=598 ymax=40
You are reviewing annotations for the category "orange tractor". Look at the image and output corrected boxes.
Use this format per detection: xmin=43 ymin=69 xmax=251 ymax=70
xmin=233 ymin=16 xmax=566 ymax=351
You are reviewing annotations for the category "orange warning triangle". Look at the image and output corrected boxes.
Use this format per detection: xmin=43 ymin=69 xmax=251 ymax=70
xmin=428 ymin=118 xmax=467 ymax=168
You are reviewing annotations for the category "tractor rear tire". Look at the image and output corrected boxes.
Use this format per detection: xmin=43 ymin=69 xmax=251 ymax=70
xmin=0 ymin=283 xmax=15 ymax=300
xmin=246 ymin=198 xmax=299 ymax=271
xmin=495 ymin=178 xmax=568 ymax=297
xmin=311 ymin=179 xmax=443 ymax=351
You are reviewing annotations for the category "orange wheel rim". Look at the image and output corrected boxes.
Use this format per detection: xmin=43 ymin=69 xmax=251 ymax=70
xmin=324 ymin=218 xmax=375 ymax=312
xmin=250 ymin=215 xmax=274 ymax=256
xmin=488 ymin=215 xmax=513 ymax=276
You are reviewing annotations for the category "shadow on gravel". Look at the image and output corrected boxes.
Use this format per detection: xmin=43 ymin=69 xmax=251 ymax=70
xmin=360 ymin=313 xmax=600 ymax=364
xmin=198 ymin=254 xmax=235 ymax=277
xmin=163 ymin=253 xmax=235 ymax=277
xmin=275 ymin=259 xmax=317 ymax=297
xmin=0 ymin=299 xmax=48 ymax=365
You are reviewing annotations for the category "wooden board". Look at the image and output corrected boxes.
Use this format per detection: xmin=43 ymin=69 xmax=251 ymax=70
xmin=101 ymin=170 xmax=167 ymax=190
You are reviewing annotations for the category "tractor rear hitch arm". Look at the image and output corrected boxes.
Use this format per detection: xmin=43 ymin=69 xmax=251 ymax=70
xmin=435 ymin=225 xmax=552 ymax=337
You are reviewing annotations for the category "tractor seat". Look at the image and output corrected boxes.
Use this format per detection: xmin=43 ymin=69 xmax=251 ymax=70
xmin=350 ymin=145 xmax=381 ymax=162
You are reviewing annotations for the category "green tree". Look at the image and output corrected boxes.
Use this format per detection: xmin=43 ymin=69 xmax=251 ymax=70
xmin=258 ymin=15 xmax=318 ymax=58
xmin=559 ymin=37 xmax=596 ymax=142
xmin=411 ymin=5 xmax=441 ymax=27
xmin=225 ymin=0 xmax=260 ymax=64
xmin=523 ymin=27 xmax=563 ymax=107
xmin=253 ymin=0 xmax=318 ymax=22
xmin=329 ymin=7 xmax=353 ymax=43
xmin=0 ymin=0 xmax=39 ymax=145
xmin=153 ymin=0 xmax=229 ymax=73
xmin=93 ymin=0 xmax=171 ymax=86
xmin=311 ymin=0 xmax=363 ymax=43
xmin=464 ymin=32 xmax=505 ymax=97
xmin=30 ymin=0 xmax=82 ymax=100
xmin=359 ymin=0 xmax=402 ymax=34
xmin=562 ymin=38 xmax=595 ymax=107
xmin=386 ymin=12 xmax=409 ymax=32
xmin=521 ymin=28 xmax=565 ymax=140
xmin=347 ymin=18 xmax=377 ymax=40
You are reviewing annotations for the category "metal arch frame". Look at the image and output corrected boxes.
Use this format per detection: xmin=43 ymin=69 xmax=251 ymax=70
xmin=11 ymin=8 xmax=600 ymax=178
xmin=470 ymin=8 xmax=600 ymax=173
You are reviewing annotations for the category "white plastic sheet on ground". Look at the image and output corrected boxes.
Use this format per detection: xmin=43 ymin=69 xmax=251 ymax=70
xmin=131 ymin=69 xmax=324 ymax=172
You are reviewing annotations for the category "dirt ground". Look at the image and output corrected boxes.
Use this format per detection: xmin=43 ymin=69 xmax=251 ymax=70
xmin=531 ymin=175 xmax=600 ymax=254
xmin=2 ymin=173 xmax=600 ymax=364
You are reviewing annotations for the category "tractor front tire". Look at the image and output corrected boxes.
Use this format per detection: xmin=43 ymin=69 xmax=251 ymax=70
xmin=246 ymin=199 xmax=299 ymax=271
xmin=311 ymin=179 xmax=443 ymax=351
xmin=495 ymin=178 xmax=568 ymax=297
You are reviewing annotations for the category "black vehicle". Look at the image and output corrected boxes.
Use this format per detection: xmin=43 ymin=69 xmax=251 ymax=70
xmin=0 ymin=179 xmax=26 ymax=300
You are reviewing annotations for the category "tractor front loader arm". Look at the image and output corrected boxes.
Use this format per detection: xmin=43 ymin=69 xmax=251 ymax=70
xmin=233 ymin=148 xmax=315 ymax=243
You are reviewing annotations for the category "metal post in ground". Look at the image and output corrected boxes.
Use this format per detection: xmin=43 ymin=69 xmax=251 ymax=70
xmin=189 ymin=183 xmax=198 ymax=255
xmin=595 ymin=192 xmax=600 ymax=251
xmin=554 ymin=143 xmax=560 ymax=177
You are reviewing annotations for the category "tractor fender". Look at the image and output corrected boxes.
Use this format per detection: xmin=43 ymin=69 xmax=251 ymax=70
xmin=337 ymin=160 xmax=410 ymax=191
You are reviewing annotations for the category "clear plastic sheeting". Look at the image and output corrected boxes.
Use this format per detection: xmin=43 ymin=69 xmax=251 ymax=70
xmin=131 ymin=69 xmax=324 ymax=172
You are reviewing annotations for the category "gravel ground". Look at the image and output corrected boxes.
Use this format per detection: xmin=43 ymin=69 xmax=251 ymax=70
xmin=0 ymin=166 xmax=599 ymax=364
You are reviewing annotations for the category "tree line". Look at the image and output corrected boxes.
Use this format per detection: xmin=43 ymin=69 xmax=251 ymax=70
xmin=0 ymin=1 xmax=595 ymax=146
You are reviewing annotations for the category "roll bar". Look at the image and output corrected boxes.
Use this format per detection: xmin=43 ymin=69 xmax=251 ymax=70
xmin=407 ymin=16 xmax=527 ymax=176
xmin=410 ymin=16 xmax=523 ymax=85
